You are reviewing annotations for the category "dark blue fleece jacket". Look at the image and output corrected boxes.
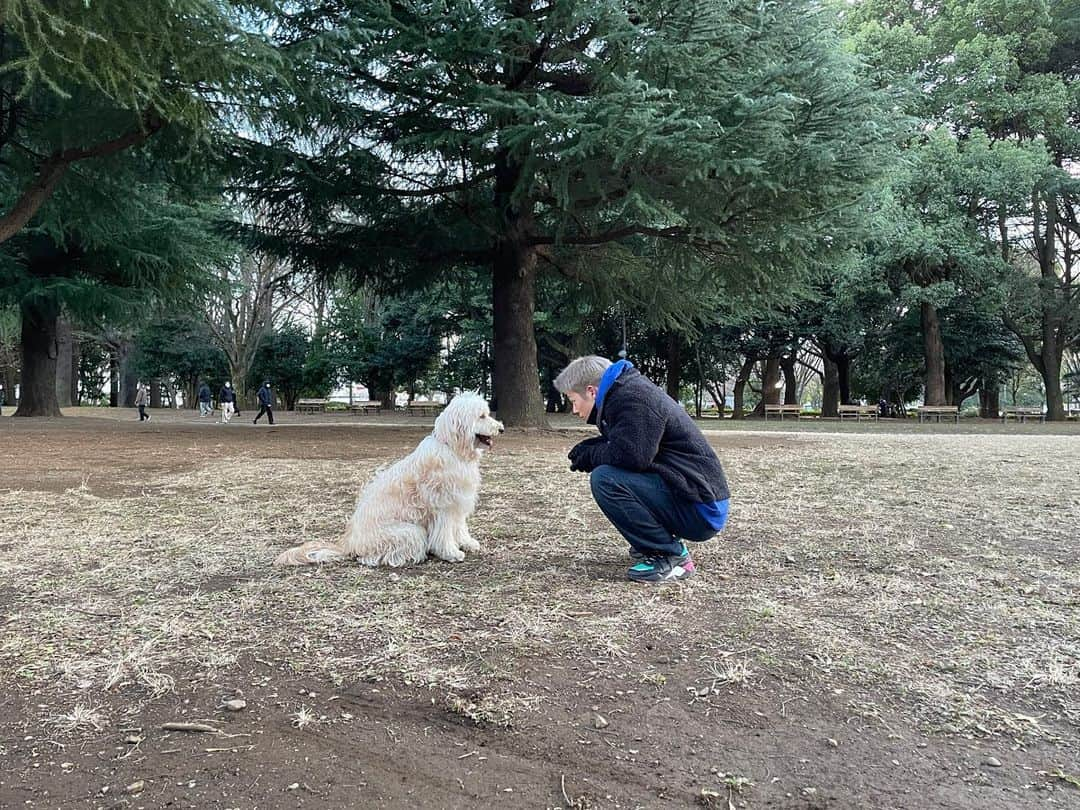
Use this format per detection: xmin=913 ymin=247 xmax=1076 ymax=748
xmin=569 ymin=363 xmax=730 ymax=510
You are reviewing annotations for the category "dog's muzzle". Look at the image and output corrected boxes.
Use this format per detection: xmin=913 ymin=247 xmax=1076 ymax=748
xmin=475 ymin=433 xmax=494 ymax=447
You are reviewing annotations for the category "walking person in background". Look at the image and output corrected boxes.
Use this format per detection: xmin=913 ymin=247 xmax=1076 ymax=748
xmin=197 ymin=380 xmax=213 ymax=417
xmin=219 ymin=381 xmax=238 ymax=424
xmin=135 ymin=382 xmax=151 ymax=422
xmin=253 ymin=381 xmax=275 ymax=425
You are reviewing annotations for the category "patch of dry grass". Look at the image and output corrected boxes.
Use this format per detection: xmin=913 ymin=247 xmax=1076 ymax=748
xmin=1 ymin=427 xmax=1078 ymax=757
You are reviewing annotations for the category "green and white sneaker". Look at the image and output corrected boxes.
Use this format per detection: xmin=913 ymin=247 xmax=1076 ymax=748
xmin=627 ymin=548 xmax=695 ymax=583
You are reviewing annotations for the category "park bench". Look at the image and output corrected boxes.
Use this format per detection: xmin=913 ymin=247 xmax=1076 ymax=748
xmin=349 ymin=401 xmax=383 ymax=416
xmin=405 ymin=401 xmax=444 ymax=418
xmin=763 ymin=404 xmax=803 ymax=421
xmin=917 ymin=405 xmax=959 ymax=423
xmin=837 ymin=404 xmax=878 ymax=421
xmin=296 ymin=398 xmax=328 ymax=414
xmin=1001 ymin=406 xmax=1044 ymax=423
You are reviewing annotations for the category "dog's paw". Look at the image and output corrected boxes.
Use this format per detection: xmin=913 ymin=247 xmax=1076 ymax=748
xmin=434 ymin=545 xmax=466 ymax=563
xmin=459 ymin=536 xmax=480 ymax=553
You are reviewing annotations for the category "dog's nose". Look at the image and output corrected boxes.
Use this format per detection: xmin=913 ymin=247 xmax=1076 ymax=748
xmin=498 ymin=423 xmax=505 ymax=433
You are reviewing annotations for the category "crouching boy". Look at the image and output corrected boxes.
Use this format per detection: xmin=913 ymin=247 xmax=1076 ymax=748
xmin=555 ymin=355 xmax=731 ymax=583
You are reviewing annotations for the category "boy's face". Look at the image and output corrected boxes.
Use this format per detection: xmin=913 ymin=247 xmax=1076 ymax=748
xmin=567 ymin=385 xmax=598 ymax=420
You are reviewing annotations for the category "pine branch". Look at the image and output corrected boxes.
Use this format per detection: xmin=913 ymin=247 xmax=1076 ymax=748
xmin=0 ymin=109 xmax=164 ymax=244
xmin=533 ymin=69 xmax=594 ymax=95
xmin=376 ymin=169 xmax=497 ymax=197
xmin=530 ymin=225 xmax=689 ymax=246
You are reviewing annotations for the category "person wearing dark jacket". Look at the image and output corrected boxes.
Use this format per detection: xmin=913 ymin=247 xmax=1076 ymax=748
xmin=556 ymin=355 xmax=730 ymax=583
xmin=253 ymin=381 xmax=275 ymax=425
xmin=197 ymin=381 xmax=213 ymax=417
xmin=219 ymin=381 xmax=238 ymax=424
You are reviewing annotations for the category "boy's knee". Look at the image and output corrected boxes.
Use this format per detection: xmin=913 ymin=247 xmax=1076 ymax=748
xmin=589 ymin=465 xmax=620 ymax=498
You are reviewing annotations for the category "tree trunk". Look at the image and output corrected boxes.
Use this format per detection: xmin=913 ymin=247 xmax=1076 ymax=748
xmin=822 ymin=341 xmax=853 ymax=405
xmin=921 ymin=301 xmax=947 ymax=406
xmin=1043 ymin=345 xmax=1065 ymax=420
xmin=2 ymin=366 xmax=17 ymax=409
xmin=821 ymin=354 xmax=840 ymax=417
xmin=731 ymin=356 xmax=755 ymax=420
xmin=70 ymin=336 xmax=81 ymax=405
xmin=150 ymin=378 xmax=163 ymax=409
xmin=665 ymin=332 xmax=682 ymax=403
xmin=836 ymin=355 xmax=851 ymax=405
xmin=1001 ymin=187 xmax=1068 ymax=419
xmin=14 ymin=295 xmax=62 ymax=417
xmin=491 ymin=145 xmax=546 ymax=428
xmin=944 ymin=361 xmax=955 ymax=406
xmin=704 ymin=380 xmax=725 ymax=418
xmin=751 ymin=356 xmax=782 ymax=417
xmin=109 ymin=350 xmax=119 ymax=407
xmin=979 ymin=383 xmax=1001 ymax=419
xmin=780 ymin=353 xmax=798 ymax=405
xmin=55 ymin=316 xmax=75 ymax=408
xmin=117 ymin=341 xmax=137 ymax=408
xmin=492 ymin=251 xmax=545 ymax=426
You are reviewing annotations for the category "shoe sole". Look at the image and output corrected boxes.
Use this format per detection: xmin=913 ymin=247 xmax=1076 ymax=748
xmin=627 ymin=561 xmax=695 ymax=584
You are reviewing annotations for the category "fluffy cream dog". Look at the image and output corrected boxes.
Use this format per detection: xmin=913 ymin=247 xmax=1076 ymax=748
xmin=274 ymin=392 xmax=503 ymax=567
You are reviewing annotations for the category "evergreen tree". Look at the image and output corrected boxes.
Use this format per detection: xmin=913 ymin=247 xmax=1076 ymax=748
xmin=0 ymin=1 xmax=287 ymax=415
xmin=844 ymin=0 xmax=1080 ymax=417
xmin=241 ymin=0 xmax=894 ymax=425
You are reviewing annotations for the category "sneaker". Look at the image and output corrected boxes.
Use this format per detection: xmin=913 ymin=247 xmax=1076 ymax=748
xmin=629 ymin=542 xmax=682 ymax=560
xmin=627 ymin=550 xmax=695 ymax=583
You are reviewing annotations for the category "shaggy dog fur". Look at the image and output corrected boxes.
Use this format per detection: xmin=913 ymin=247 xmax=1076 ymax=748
xmin=273 ymin=392 xmax=504 ymax=567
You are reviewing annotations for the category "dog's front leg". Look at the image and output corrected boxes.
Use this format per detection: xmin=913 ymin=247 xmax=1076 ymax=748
xmin=428 ymin=512 xmax=465 ymax=563
xmin=456 ymin=517 xmax=480 ymax=553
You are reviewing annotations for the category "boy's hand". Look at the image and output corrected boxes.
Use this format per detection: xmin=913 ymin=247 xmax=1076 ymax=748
xmin=567 ymin=442 xmax=592 ymax=472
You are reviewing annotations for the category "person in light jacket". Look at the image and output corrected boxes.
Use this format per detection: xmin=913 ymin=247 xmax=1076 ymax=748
xmin=219 ymin=381 xmax=238 ymax=424
xmin=135 ymin=382 xmax=151 ymax=422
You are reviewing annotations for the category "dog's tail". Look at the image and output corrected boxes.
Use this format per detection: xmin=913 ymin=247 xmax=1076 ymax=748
xmin=273 ymin=540 xmax=348 ymax=567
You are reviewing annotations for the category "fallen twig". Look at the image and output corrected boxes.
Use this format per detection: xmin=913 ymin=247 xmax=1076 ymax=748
xmin=161 ymin=722 xmax=220 ymax=733
xmin=205 ymin=745 xmax=256 ymax=753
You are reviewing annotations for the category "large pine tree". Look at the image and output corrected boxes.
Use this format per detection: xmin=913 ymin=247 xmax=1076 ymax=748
xmin=0 ymin=0 xmax=284 ymax=415
xmin=240 ymin=0 xmax=893 ymax=425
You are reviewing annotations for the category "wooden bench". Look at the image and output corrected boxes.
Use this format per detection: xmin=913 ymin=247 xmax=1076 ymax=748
xmin=405 ymin=401 xmax=444 ymax=418
xmin=296 ymin=398 xmax=328 ymax=414
xmin=917 ymin=405 xmax=959 ymax=423
xmin=763 ymin=404 xmax=803 ymax=421
xmin=1001 ymin=406 xmax=1044 ymax=423
xmin=349 ymin=401 xmax=383 ymax=416
xmin=837 ymin=404 xmax=879 ymax=421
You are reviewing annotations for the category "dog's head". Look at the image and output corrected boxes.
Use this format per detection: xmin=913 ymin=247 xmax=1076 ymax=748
xmin=433 ymin=392 xmax=504 ymax=460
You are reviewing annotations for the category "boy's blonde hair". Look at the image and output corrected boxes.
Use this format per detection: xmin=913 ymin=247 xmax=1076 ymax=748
xmin=555 ymin=355 xmax=612 ymax=395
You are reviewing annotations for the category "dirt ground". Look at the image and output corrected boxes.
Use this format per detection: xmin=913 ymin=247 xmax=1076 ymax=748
xmin=0 ymin=408 xmax=1078 ymax=809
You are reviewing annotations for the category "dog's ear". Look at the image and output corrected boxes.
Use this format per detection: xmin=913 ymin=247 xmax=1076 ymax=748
xmin=434 ymin=393 xmax=490 ymax=457
xmin=433 ymin=395 xmax=472 ymax=456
